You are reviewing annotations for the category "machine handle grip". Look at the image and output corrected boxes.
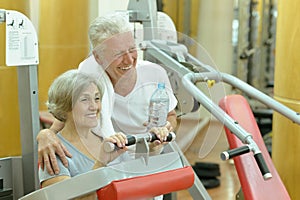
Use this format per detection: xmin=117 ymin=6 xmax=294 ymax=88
xmin=104 ymin=132 xmax=176 ymax=153
xmin=220 ymin=145 xmax=250 ymax=160
xmin=148 ymin=132 xmax=175 ymax=142
xmin=126 ymin=135 xmax=137 ymax=146
xmin=103 ymin=135 xmax=136 ymax=153
xmin=254 ymin=153 xmax=272 ymax=180
xmin=221 ymin=146 xmax=273 ymax=180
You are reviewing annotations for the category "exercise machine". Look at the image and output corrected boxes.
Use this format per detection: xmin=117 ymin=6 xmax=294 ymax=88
xmin=19 ymin=133 xmax=199 ymax=199
xmin=0 ymin=9 xmax=39 ymax=199
xmin=3 ymin=0 xmax=299 ymax=199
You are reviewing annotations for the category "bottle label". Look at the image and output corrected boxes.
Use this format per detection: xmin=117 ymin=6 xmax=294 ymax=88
xmin=148 ymin=100 xmax=169 ymax=128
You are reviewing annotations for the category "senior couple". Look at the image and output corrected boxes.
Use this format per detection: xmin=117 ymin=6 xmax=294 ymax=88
xmin=37 ymin=12 xmax=178 ymax=199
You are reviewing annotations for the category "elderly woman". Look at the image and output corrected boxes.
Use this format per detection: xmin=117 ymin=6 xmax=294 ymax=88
xmin=39 ymin=69 xmax=129 ymax=199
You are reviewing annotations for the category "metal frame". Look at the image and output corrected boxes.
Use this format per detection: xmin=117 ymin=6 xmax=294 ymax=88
xmin=0 ymin=9 xmax=40 ymax=197
xmin=126 ymin=2 xmax=299 ymax=180
xmin=143 ymin=39 xmax=300 ymax=180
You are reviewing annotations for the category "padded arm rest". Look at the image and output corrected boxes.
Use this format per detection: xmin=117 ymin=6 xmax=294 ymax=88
xmin=97 ymin=166 xmax=194 ymax=200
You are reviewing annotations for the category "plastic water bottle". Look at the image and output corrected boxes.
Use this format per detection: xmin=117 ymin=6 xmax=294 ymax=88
xmin=148 ymin=82 xmax=169 ymax=128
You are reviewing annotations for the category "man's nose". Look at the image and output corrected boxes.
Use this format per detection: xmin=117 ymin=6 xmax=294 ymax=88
xmin=122 ymin=51 xmax=134 ymax=63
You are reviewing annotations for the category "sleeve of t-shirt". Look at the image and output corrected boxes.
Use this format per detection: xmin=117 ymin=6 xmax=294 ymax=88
xmin=38 ymin=155 xmax=71 ymax=185
xmin=78 ymin=55 xmax=101 ymax=79
xmin=99 ymin=89 xmax=115 ymax=137
xmin=166 ymin=85 xmax=178 ymax=112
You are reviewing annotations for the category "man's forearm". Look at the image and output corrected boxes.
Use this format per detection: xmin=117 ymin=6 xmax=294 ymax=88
xmin=167 ymin=110 xmax=177 ymax=131
xmin=36 ymin=118 xmax=65 ymax=142
xmin=49 ymin=119 xmax=65 ymax=134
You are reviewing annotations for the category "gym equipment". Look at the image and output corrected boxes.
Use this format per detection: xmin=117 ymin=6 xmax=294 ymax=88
xmin=19 ymin=140 xmax=198 ymax=200
xmin=0 ymin=8 xmax=40 ymax=199
xmin=126 ymin=1 xmax=298 ymax=199
xmin=219 ymin=95 xmax=290 ymax=199
xmin=3 ymin=0 xmax=299 ymax=199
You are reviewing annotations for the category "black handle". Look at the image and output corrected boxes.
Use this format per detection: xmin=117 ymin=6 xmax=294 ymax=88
xmin=220 ymin=146 xmax=273 ymax=180
xmin=103 ymin=135 xmax=136 ymax=153
xmin=103 ymin=132 xmax=176 ymax=153
xmin=220 ymin=145 xmax=250 ymax=160
xmin=254 ymin=153 xmax=272 ymax=180
xmin=148 ymin=132 xmax=175 ymax=142
xmin=126 ymin=135 xmax=137 ymax=146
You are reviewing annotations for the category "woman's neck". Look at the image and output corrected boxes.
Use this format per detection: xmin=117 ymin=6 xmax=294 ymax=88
xmin=61 ymin=121 xmax=101 ymax=160
xmin=62 ymin=120 xmax=90 ymax=141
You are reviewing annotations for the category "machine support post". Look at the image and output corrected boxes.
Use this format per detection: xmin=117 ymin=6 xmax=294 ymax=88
xmin=17 ymin=65 xmax=40 ymax=193
xmin=1 ymin=8 xmax=40 ymax=195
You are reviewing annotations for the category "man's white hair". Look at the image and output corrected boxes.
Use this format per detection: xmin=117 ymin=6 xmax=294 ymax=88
xmin=88 ymin=12 xmax=133 ymax=49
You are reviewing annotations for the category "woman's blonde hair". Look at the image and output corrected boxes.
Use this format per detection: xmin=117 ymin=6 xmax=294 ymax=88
xmin=46 ymin=69 xmax=103 ymax=122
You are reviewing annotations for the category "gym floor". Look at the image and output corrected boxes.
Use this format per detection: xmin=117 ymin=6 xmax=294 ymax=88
xmin=176 ymin=120 xmax=240 ymax=200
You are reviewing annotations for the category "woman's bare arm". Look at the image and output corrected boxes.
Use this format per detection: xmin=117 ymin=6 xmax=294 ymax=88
xmin=37 ymin=119 xmax=72 ymax=175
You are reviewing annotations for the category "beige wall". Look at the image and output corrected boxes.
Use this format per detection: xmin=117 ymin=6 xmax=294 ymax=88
xmin=38 ymin=0 xmax=90 ymax=110
xmin=272 ymin=0 xmax=300 ymax=198
xmin=196 ymin=0 xmax=234 ymax=119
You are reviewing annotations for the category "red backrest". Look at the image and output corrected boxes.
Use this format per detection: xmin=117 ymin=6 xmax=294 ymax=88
xmin=96 ymin=166 xmax=194 ymax=200
xmin=219 ymin=94 xmax=290 ymax=200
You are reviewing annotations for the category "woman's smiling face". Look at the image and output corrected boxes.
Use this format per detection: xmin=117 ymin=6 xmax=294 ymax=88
xmin=70 ymin=83 xmax=101 ymax=129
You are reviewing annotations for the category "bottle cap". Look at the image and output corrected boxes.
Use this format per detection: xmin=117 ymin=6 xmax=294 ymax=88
xmin=158 ymin=82 xmax=165 ymax=89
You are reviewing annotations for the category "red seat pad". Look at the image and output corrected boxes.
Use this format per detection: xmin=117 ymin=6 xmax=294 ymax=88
xmin=219 ymin=94 xmax=290 ymax=200
xmin=97 ymin=166 xmax=194 ymax=200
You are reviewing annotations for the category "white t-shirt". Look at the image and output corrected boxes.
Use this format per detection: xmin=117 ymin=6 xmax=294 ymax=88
xmin=78 ymin=56 xmax=177 ymax=136
xmin=112 ymin=60 xmax=177 ymax=135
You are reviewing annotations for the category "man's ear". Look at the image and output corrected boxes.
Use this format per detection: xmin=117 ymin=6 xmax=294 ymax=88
xmin=92 ymin=50 xmax=102 ymax=65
